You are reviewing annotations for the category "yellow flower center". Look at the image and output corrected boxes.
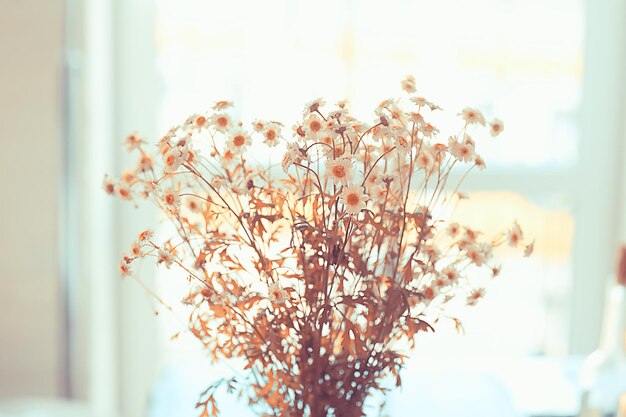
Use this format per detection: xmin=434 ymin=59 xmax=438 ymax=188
xmin=424 ymin=287 xmax=435 ymax=299
xmin=265 ymin=129 xmax=276 ymax=140
xmin=346 ymin=192 xmax=360 ymax=206
xmin=332 ymin=165 xmax=346 ymax=178
xmin=309 ymin=120 xmax=322 ymax=132
xmin=216 ymin=116 xmax=228 ymax=127
xmin=233 ymin=135 xmax=246 ymax=147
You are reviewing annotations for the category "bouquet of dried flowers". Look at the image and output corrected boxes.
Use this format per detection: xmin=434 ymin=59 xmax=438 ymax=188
xmin=105 ymin=76 xmax=532 ymax=417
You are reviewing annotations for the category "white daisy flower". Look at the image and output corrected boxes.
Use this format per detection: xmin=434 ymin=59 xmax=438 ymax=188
xmin=185 ymin=197 xmax=202 ymax=213
xmin=364 ymin=166 xmax=384 ymax=189
xmin=212 ymin=100 xmax=233 ymax=111
xmin=281 ymin=142 xmax=306 ymax=172
xmin=117 ymin=185 xmax=132 ymax=201
xmin=268 ymin=282 xmax=289 ymax=305
xmin=416 ymin=145 xmax=436 ymax=170
xmin=463 ymin=134 xmax=475 ymax=147
xmin=447 ymin=222 xmax=460 ymax=236
xmin=210 ymin=113 xmax=232 ymax=132
xmin=394 ymin=134 xmax=412 ymax=156
xmin=428 ymin=102 xmax=442 ymax=111
xmin=251 ymin=119 xmax=266 ymax=133
xmin=370 ymin=184 xmax=389 ymax=200
xmin=460 ymin=107 xmax=486 ymax=126
xmin=179 ymin=142 xmax=197 ymax=164
xmin=130 ymin=241 xmax=143 ymax=257
xmin=448 ymin=137 xmax=475 ymax=163
xmin=263 ymin=122 xmax=282 ymax=147
xmin=191 ymin=114 xmax=208 ymax=130
xmin=441 ymin=266 xmax=459 ymax=283
xmin=466 ymin=244 xmax=486 ymax=266
xmin=162 ymin=188 xmax=180 ymax=210
xmin=227 ymin=128 xmax=252 ymax=154
xmin=102 ymin=175 xmax=116 ymax=195
xmin=474 ymin=155 xmax=486 ymax=170
xmin=506 ymin=221 xmax=524 ymax=247
xmin=479 ymin=242 xmax=494 ymax=262
xmin=411 ymin=96 xmax=428 ymax=107
xmin=341 ymin=184 xmax=368 ymax=215
xmin=374 ymin=109 xmax=391 ymax=129
xmin=420 ymin=123 xmax=439 ymax=138
xmin=163 ymin=148 xmax=184 ymax=172
xmin=220 ymin=148 xmax=238 ymax=168
xmin=462 ymin=228 xmax=480 ymax=245
xmin=401 ymin=75 xmax=416 ymax=93
xmin=336 ymin=99 xmax=349 ymax=109
xmin=387 ymin=103 xmax=409 ymax=127
xmin=377 ymin=98 xmax=396 ymax=110
xmin=325 ymin=157 xmax=353 ymax=185
xmin=120 ymin=171 xmax=136 ymax=185
xmin=466 ymin=288 xmax=485 ymax=306
xmin=489 ymin=118 xmax=504 ymax=137
xmin=137 ymin=230 xmax=154 ymax=242
xmin=119 ymin=261 xmax=132 ymax=277
xmin=303 ymin=98 xmax=326 ymax=115
xmin=124 ymin=133 xmax=144 ymax=151
xmin=302 ymin=114 xmax=324 ymax=140
xmin=157 ymin=249 xmax=175 ymax=268
xmin=137 ymin=153 xmax=154 ymax=172
xmin=318 ymin=131 xmax=336 ymax=148
xmin=328 ymin=108 xmax=349 ymax=120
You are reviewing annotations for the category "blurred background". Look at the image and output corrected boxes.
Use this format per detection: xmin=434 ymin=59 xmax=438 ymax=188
xmin=1 ymin=0 xmax=626 ymax=416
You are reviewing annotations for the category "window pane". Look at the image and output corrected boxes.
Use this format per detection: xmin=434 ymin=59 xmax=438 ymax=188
xmin=155 ymin=0 xmax=583 ymax=168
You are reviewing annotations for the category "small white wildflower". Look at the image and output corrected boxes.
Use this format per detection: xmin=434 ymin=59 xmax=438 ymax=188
xmin=325 ymin=157 xmax=353 ymax=185
xmin=489 ymin=118 xmax=504 ymax=137
xmin=157 ymin=249 xmax=175 ymax=268
xmin=341 ymin=184 xmax=368 ymax=215
xmin=460 ymin=107 xmax=486 ymax=126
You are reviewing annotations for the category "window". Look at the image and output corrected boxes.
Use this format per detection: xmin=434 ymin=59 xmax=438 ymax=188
xmin=140 ymin=1 xmax=585 ymax=415
xmin=75 ymin=0 xmax=626 ymax=416
xmin=152 ymin=0 xmax=582 ymax=356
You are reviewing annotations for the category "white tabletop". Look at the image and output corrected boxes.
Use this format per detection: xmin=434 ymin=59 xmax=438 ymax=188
xmin=148 ymin=356 xmax=585 ymax=417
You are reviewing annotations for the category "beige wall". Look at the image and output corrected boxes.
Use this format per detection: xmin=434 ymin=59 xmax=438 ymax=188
xmin=0 ymin=0 xmax=64 ymax=397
